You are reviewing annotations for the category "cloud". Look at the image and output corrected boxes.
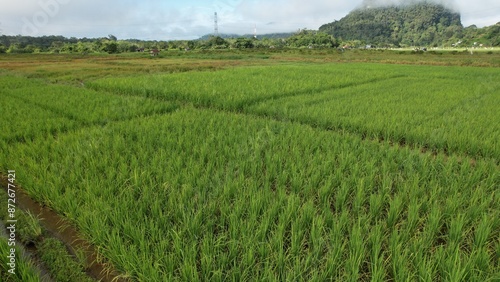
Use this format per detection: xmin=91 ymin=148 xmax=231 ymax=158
xmin=237 ymin=0 xmax=357 ymax=33
xmin=360 ymin=0 xmax=460 ymax=10
xmin=0 ymin=0 xmax=498 ymax=39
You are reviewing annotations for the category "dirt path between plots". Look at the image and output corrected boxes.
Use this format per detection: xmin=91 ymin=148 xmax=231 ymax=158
xmin=0 ymin=176 xmax=129 ymax=282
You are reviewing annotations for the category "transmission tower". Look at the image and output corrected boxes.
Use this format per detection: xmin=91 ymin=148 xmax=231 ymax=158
xmin=214 ymin=12 xmax=219 ymax=37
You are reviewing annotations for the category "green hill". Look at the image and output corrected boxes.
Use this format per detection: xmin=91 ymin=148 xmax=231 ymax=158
xmin=319 ymin=2 xmax=463 ymax=47
xmin=461 ymin=23 xmax=500 ymax=47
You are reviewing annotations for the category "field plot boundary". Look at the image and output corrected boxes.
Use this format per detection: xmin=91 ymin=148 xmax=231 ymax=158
xmin=203 ymin=105 xmax=499 ymax=170
xmin=251 ymin=75 xmax=413 ymax=110
xmin=242 ymin=74 xmax=406 ymax=107
xmin=1 ymin=98 xmax=180 ymax=146
xmin=3 ymin=106 xmax=498 ymax=281
xmin=6 ymin=90 xmax=180 ymax=127
xmin=85 ymin=63 xmax=499 ymax=162
xmin=0 ymin=76 xmax=181 ymax=146
xmin=6 ymin=93 xmax=85 ymax=125
xmin=243 ymin=110 xmax=500 ymax=168
xmin=0 ymin=95 xmax=77 ymax=144
xmin=1 ymin=58 xmax=499 ymax=281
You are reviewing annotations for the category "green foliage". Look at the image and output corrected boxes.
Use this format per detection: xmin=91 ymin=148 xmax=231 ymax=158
xmin=320 ymin=2 xmax=464 ymax=46
xmin=462 ymin=23 xmax=500 ymax=46
xmin=16 ymin=211 xmax=43 ymax=246
xmin=204 ymin=36 xmax=229 ymax=49
xmin=247 ymin=65 xmax=500 ymax=159
xmin=286 ymin=29 xmax=338 ymax=48
xmin=232 ymin=37 xmax=255 ymax=49
xmin=101 ymin=40 xmax=118 ymax=54
xmin=87 ymin=64 xmax=393 ymax=111
xmin=38 ymin=238 xmax=94 ymax=282
xmin=0 ymin=238 xmax=41 ymax=282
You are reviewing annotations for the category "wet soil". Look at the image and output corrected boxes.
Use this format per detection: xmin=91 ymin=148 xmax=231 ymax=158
xmin=0 ymin=176 xmax=129 ymax=282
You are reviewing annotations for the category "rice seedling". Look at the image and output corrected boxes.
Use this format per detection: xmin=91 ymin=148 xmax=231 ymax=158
xmin=1 ymin=56 xmax=499 ymax=280
xmin=248 ymin=66 xmax=500 ymax=160
xmin=6 ymin=81 xmax=179 ymax=126
xmin=0 ymin=238 xmax=41 ymax=282
xmin=87 ymin=64 xmax=402 ymax=111
xmin=2 ymin=106 xmax=498 ymax=280
xmin=0 ymin=94 xmax=78 ymax=143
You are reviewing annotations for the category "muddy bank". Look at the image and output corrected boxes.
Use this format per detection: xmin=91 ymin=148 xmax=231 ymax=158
xmin=0 ymin=175 xmax=129 ymax=282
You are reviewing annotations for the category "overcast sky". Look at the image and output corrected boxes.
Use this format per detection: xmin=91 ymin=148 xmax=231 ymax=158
xmin=0 ymin=0 xmax=498 ymax=40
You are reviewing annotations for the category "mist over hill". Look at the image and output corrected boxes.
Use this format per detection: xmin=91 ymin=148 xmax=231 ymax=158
xmin=319 ymin=2 xmax=463 ymax=47
xmin=361 ymin=0 xmax=458 ymax=10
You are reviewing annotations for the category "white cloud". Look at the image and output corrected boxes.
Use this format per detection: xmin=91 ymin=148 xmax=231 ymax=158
xmin=0 ymin=0 xmax=498 ymax=39
xmin=237 ymin=0 xmax=357 ymax=33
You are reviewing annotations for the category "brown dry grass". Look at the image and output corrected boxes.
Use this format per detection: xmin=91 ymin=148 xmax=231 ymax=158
xmin=0 ymin=49 xmax=498 ymax=85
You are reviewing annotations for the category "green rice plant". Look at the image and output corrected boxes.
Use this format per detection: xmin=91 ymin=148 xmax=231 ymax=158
xmin=38 ymin=238 xmax=94 ymax=282
xmin=387 ymin=194 xmax=404 ymax=229
xmin=403 ymin=200 xmax=421 ymax=240
xmin=368 ymin=223 xmax=385 ymax=282
xmin=369 ymin=193 xmax=384 ymax=222
xmin=448 ymin=214 xmax=467 ymax=247
xmin=421 ymin=206 xmax=442 ymax=249
xmin=345 ymin=221 xmax=365 ymax=281
xmin=389 ymin=230 xmax=413 ymax=282
xmin=441 ymin=248 xmax=470 ymax=282
xmin=17 ymin=211 xmax=43 ymax=246
xmin=416 ymin=252 xmax=438 ymax=282
xmin=7 ymin=83 xmax=179 ymax=126
xmin=0 ymin=238 xmax=41 ymax=282
xmin=87 ymin=64 xmax=402 ymax=111
xmin=247 ymin=65 xmax=500 ymax=160
xmin=0 ymin=94 xmax=77 ymax=144
xmin=474 ymin=215 xmax=493 ymax=249
xmin=2 ymin=96 xmax=499 ymax=280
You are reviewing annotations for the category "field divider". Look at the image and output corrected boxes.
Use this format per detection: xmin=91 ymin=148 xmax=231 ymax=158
xmin=1 ymin=111 xmax=175 ymax=146
xmin=2 ymin=93 xmax=181 ymax=145
xmin=417 ymin=92 xmax=487 ymax=126
xmin=242 ymin=74 xmax=407 ymax=108
xmin=266 ymin=75 xmax=411 ymax=111
xmin=85 ymin=71 xmax=497 ymax=164
xmin=0 ymin=175 xmax=130 ymax=282
xmin=189 ymin=104 xmax=499 ymax=168
xmin=2 ymin=109 xmax=177 ymax=145
xmin=6 ymin=93 xmax=86 ymax=124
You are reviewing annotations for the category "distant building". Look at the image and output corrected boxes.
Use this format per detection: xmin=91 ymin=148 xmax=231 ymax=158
xmin=150 ymin=49 xmax=159 ymax=56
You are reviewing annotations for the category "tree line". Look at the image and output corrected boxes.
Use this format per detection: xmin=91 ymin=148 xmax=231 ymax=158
xmin=0 ymin=30 xmax=338 ymax=54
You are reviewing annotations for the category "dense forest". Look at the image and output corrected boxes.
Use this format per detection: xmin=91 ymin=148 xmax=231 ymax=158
xmin=319 ymin=2 xmax=499 ymax=47
xmin=0 ymin=30 xmax=337 ymax=54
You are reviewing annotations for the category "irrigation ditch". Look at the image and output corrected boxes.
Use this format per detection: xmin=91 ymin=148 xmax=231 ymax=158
xmin=0 ymin=175 xmax=129 ymax=282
